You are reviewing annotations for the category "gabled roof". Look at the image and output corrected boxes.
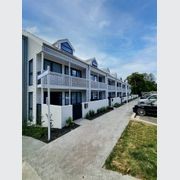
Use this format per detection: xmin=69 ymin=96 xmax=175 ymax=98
xmin=102 ymin=68 xmax=110 ymax=74
xmin=22 ymin=30 xmax=129 ymax=84
xmin=85 ymin=57 xmax=98 ymax=68
xmin=22 ymin=29 xmax=52 ymax=47
xmin=111 ymin=72 xmax=117 ymax=78
xmin=85 ymin=57 xmax=97 ymax=64
xmin=53 ymin=39 xmax=75 ymax=52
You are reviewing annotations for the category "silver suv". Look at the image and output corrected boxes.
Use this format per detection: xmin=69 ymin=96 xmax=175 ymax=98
xmin=138 ymin=94 xmax=157 ymax=105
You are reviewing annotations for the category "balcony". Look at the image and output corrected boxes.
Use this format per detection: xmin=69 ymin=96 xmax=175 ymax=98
xmin=40 ymin=71 xmax=88 ymax=89
xmin=108 ymin=85 xmax=115 ymax=91
xmin=117 ymin=86 xmax=122 ymax=91
xmin=91 ymin=81 xmax=107 ymax=90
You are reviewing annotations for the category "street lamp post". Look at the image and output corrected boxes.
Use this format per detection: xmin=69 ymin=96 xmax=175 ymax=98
xmin=38 ymin=66 xmax=51 ymax=141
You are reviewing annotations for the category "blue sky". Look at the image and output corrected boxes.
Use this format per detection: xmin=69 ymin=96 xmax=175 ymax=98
xmin=23 ymin=0 xmax=157 ymax=79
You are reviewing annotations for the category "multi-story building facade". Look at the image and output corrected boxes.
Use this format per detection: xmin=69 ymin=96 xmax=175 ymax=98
xmin=22 ymin=30 xmax=132 ymax=127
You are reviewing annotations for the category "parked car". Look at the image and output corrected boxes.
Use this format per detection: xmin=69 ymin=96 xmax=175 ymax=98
xmin=133 ymin=100 xmax=157 ymax=116
xmin=138 ymin=94 xmax=157 ymax=105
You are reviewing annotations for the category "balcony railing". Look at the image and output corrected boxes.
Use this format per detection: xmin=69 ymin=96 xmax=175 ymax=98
xmin=41 ymin=71 xmax=88 ymax=88
xmin=117 ymin=86 xmax=121 ymax=91
xmin=91 ymin=81 xmax=107 ymax=89
xmin=108 ymin=85 xmax=115 ymax=91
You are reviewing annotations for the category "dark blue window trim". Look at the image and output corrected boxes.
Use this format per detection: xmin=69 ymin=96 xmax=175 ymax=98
xmin=61 ymin=42 xmax=73 ymax=54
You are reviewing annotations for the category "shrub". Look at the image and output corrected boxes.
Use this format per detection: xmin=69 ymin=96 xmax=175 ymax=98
xmin=107 ymin=106 xmax=114 ymax=110
xmin=22 ymin=126 xmax=47 ymax=139
xmin=66 ymin=117 xmax=74 ymax=127
xmin=85 ymin=110 xmax=95 ymax=119
xmin=113 ymin=103 xmax=121 ymax=108
xmin=97 ymin=107 xmax=106 ymax=114
xmin=85 ymin=112 xmax=90 ymax=119
xmin=89 ymin=110 xmax=95 ymax=117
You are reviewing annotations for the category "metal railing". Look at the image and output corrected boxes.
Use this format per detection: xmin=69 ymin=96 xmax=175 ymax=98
xmin=91 ymin=81 xmax=107 ymax=89
xmin=42 ymin=71 xmax=88 ymax=88
xmin=108 ymin=85 xmax=116 ymax=91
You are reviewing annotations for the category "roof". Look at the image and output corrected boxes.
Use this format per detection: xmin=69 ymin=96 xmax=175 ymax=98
xmin=22 ymin=30 xmax=128 ymax=83
xmin=53 ymin=39 xmax=75 ymax=52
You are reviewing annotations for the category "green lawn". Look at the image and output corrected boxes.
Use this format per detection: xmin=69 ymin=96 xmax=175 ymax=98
xmin=104 ymin=120 xmax=157 ymax=180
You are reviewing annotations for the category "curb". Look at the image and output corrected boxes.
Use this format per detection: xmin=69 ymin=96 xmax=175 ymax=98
xmin=130 ymin=113 xmax=157 ymax=126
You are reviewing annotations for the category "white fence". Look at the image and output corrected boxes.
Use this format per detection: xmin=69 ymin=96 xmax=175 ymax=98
xmin=111 ymin=97 xmax=121 ymax=106
xmin=82 ymin=99 xmax=109 ymax=118
xmin=42 ymin=104 xmax=72 ymax=129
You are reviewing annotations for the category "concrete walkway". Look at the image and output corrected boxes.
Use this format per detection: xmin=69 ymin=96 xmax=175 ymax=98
xmin=23 ymin=100 xmax=138 ymax=180
xmin=22 ymin=136 xmax=46 ymax=161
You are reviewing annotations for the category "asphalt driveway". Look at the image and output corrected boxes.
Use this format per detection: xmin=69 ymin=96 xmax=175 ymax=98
xmin=23 ymin=99 xmax=138 ymax=180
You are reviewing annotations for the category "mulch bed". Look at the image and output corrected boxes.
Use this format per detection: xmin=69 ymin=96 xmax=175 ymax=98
xmin=22 ymin=123 xmax=80 ymax=143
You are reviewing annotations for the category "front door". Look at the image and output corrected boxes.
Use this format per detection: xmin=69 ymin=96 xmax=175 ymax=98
xmin=71 ymin=92 xmax=82 ymax=120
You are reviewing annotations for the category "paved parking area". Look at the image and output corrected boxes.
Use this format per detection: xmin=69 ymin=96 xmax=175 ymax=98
xmin=131 ymin=113 xmax=157 ymax=125
xmin=23 ymin=99 xmax=139 ymax=180
xmin=136 ymin=115 xmax=157 ymax=124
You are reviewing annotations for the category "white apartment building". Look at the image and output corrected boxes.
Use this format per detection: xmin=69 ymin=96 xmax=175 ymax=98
xmin=22 ymin=30 xmax=132 ymax=128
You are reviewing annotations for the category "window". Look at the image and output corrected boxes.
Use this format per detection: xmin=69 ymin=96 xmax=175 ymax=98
xmin=91 ymin=91 xmax=98 ymax=101
xmin=44 ymin=59 xmax=62 ymax=73
xmin=91 ymin=74 xmax=97 ymax=81
xmin=99 ymin=91 xmax=105 ymax=100
xmin=61 ymin=42 xmax=73 ymax=54
xmin=64 ymin=66 xmax=69 ymax=75
xmin=43 ymin=92 xmax=62 ymax=105
xmin=71 ymin=68 xmax=82 ymax=78
xmin=148 ymin=95 xmax=157 ymax=100
xmin=92 ymin=60 xmax=98 ymax=67
xmin=71 ymin=92 xmax=82 ymax=104
xmin=29 ymin=59 xmax=33 ymax=85
xmin=99 ymin=76 xmax=103 ymax=82
xmin=28 ymin=92 xmax=33 ymax=121
xmin=71 ymin=69 xmax=76 ymax=77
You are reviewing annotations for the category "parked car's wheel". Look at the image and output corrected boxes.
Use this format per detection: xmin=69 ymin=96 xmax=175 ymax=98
xmin=137 ymin=108 xmax=146 ymax=116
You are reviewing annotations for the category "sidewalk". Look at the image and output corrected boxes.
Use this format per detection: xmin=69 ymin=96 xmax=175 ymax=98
xmin=23 ymin=100 xmax=138 ymax=180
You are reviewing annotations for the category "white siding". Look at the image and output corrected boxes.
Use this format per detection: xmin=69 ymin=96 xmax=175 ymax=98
xmin=111 ymin=97 xmax=121 ymax=106
xmin=42 ymin=104 xmax=72 ymax=129
xmin=82 ymin=99 xmax=109 ymax=118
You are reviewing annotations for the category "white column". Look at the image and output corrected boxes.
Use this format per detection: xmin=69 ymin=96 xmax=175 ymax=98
xmin=69 ymin=89 xmax=71 ymax=105
xmin=33 ymin=54 xmax=38 ymax=124
xmin=115 ymin=80 xmax=117 ymax=97
xmin=88 ymin=66 xmax=91 ymax=101
xmin=62 ymin=64 xmax=64 ymax=74
xmin=68 ymin=62 xmax=71 ymax=86
xmin=97 ymin=74 xmax=99 ymax=89
xmin=105 ymin=75 xmax=108 ymax=99
xmin=41 ymin=52 xmax=44 ymax=122
xmin=86 ymin=67 xmax=89 ymax=102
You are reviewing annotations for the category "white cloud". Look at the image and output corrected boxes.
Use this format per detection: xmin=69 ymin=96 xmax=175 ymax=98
xmin=98 ymin=20 xmax=110 ymax=29
xmin=23 ymin=0 xmax=156 ymax=80
xmin=25 ymin=26 xmax=39 ymax=34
